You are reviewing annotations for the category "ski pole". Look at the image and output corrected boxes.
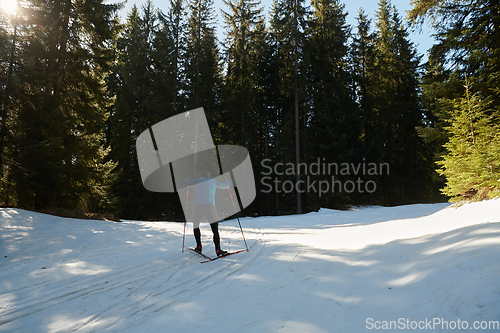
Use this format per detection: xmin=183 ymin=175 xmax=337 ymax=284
xmin=237 ymin=214 xmax=248 ymax=252
xmin=227 ymin=186 xmax=249 ymax=252
xmin=182 ymin=186 xmax=189 ymax=253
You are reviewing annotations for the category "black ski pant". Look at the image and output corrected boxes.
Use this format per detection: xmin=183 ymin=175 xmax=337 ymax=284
xmin=192 ymin=204 xmax=221 ymax=251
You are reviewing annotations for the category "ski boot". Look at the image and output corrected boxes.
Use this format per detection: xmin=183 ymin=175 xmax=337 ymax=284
xmin=216 ymin=249 xmax=228 ymax=257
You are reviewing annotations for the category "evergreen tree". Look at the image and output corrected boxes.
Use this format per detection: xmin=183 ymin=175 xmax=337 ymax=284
xmin=153 ymin=0 xmax=186 ymax=115
xmin=306 ymin=0 xmax=362 ymax=207
xmin=438 ymin=83 xmax=500 ymax=201
xmin=408 ymin=0 xmax=500 ymax=107
xmin=409 ymin=0 xmax=500 ymax=202
xmin=251 ymin=22 xmax=283 ymax=215
xmin=8 ymin=0 xmax=120 ymax=211
xmin=109 ymin=3 xmax=178 ymax=219
xmin=220 ymin=0 xmax=264 ymax=146
xmin=0 ymin=6 xmax=18 ymax=205
xmin=368 ymin=0 xmax=432 ymax=204
xmin=351 ymin=9 xmax=376 ymax=149
xmin=416 ymin=62 xmax=463 ymax=191
xmin=184 ymin=0 xmax=221 ymax=126
xmin=270 ymin=0 xmax=309 ymax=213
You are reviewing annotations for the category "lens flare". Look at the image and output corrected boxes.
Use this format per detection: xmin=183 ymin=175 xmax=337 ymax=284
xmin=1 ymin=0 xmax=17 ymax=15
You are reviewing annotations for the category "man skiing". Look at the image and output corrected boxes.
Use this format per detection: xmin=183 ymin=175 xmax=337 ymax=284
xmin=185 ymin=171 xmax=229 ymax=257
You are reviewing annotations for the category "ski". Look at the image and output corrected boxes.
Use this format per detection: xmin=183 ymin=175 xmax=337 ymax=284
xmin=186 ymin=246 xmax=247 ymax=263
xmin=186 ymin=247 xmax=213 ymax=261
xmin=200 ymin=249 xmax=246 ymax=263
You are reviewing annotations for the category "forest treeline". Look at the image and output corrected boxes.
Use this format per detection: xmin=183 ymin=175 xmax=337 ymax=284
xmin=0 ymin=0 xmax=498 ymax=220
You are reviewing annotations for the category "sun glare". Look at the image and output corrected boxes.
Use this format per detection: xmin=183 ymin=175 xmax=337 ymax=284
xmin=1 ymin=0 xmax=17 ymax=15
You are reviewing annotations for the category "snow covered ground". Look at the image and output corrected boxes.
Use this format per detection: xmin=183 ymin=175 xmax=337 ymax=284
xmin=1 ymin=200 xmax=500 ymax=332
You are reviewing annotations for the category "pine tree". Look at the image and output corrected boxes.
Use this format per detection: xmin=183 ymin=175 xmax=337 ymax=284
xmin=0 ymin=6 xmax=18 ymax=205
xmin=8 ymin=0 xmax=120 ymax=211
xmin=185 ymin=0 xmax=221 ymax=125
xmin=409 ymin=0 xmax=500 ymax=203
xmin=153 ymin=0 xmax=186 ymax=115
xmin=251 ymin=22 xmax=284 ymax=215
xmin=221 ymin=0 xmax=264 ymax=146
xmin=270 ymin=0 xmax=309 ymax=213
xmin=306 ymin=0 xmax=361 ymax=207
xmin=108 ymin=1 xmax=194 ymax=219
xmin=351 ymin=10 xmax=375 ymax=139
xmin=109 ymin=3 xmax=172 ymax=219
xmin=368 ymin=0 xmax=431 ymax=204
xmin=438 ymin=83 xmax=500 ymax=201
xmin=416 ymin=63 xmax=463 ymax=179
xmin=408 ymin=0 xmax=500 ymax=107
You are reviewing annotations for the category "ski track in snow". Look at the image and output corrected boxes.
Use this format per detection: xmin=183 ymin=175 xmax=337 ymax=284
xmin=1 ymin=201 xmax=500 ymax=332
xmin=0 ymin=211 xmax=265 ymax=333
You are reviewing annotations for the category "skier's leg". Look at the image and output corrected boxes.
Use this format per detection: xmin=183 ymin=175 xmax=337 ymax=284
xmin=193 ymin=227 xmax=202 ymax=249
xmin=206 ymin=204 xmax=221 ymax=250
xmin=210 ymin=222 xmax=220 ymax=250
xmin=192 ymin=206 xmax=203 ymax=250
xmin=210 ymin=222 xmax=228 ymax=256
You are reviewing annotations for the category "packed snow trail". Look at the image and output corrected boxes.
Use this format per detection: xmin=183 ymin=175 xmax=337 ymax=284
xmin=1 ymin=200 xmax=499 ymax=332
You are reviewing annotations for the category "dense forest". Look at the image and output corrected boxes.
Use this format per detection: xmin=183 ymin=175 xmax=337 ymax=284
xmin=0 ymin=0 xmax=499 ymax=220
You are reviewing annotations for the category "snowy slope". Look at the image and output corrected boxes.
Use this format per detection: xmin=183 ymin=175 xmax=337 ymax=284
xmin=1 ymin=200 xmax=500 ymax=332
